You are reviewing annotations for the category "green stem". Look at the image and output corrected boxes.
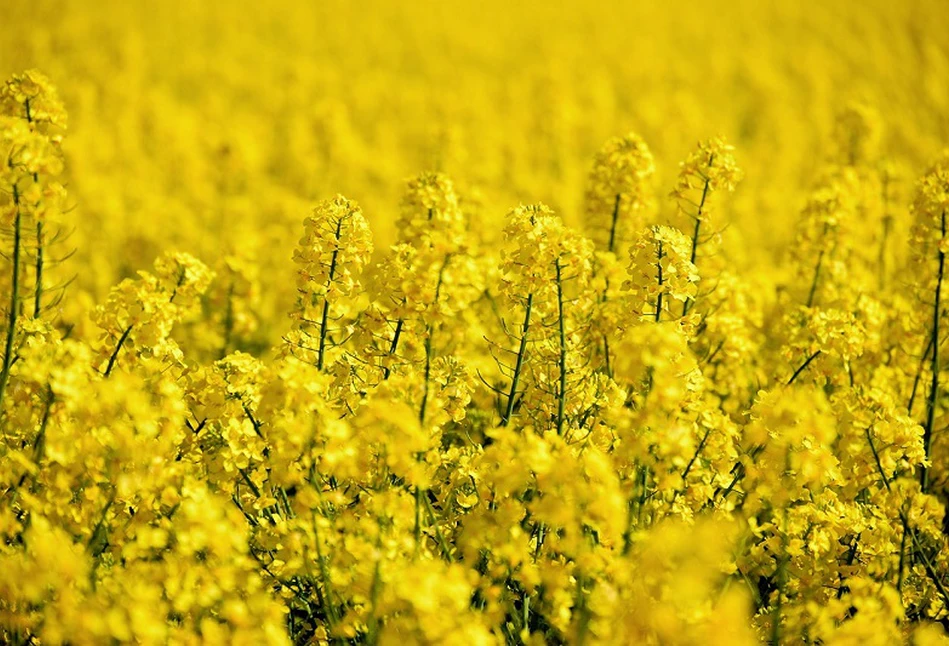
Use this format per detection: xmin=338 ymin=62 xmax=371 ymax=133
xmin=33 ymin=221 xmax=43 ymax=318
xmin=787 ymin=350 xmax=821 ymax=386
xmin=678 ymin=427 xmax=712 ymax=487
xmin=607 ymin=193 xmax=621 ymax=253
xmin=104 ymin=325 xmax=133 ymax=377
xmin=921 ymin=209 xmax=945 ymax=493
xmin=806 ymin=249 xmax=824 ymax=308
xmin=366 ymin=553 xmax=383 ymax=644
xmin=621 ymin=496 xmax=635 ymax=555
xmin=866 ymin=426 xmax=907 ymax=591
xmin=501 ymin=293 xmax=533 ymax=426
xmin=602 ymin=335 xmax=612 ymax=378
xmin=414 ymin=485 xmax=423 ymax=556
xmin=870 ymin=432 xmax=949 ymax=609
xmin=654 ymin=240 xmax=664 ymax=322
xmin=419 ymin=328 xmax=433 ymax=425
xmin=555 ymin=259 xmax=567 ymax=436
xmin=771 ymin=515 xmax=787 ymax=645
xmin=221 ymin=282 xmax=234 ymax=358
xmin=897 ymin=524 xmax=907 ymax=594
xmin=0 ymin=188 xmax=23 ymax=410
xmin=682 ymin=155 xmax=713 ymax=317
xmin=879 ymin=213 xmax=892 ymax=292
xmin=575 ymin=575 xmax=591 ymax=645
xmin=13 ymin=386 xmax=53 ymax=492
xmin=418 ymin=257 xmax=448 ymax=425
xmin=382 ymin=317 xmax=403 ymax=380
xmin=311 ymin=510 xmax=341 ymax=632
xmin=86 ymin=492 xmax=116 ymax=557
xmin=317 ymin=218 xmax=343 ymax=372
xmin=423 ymin=493 xmax=452 ymax=560
xmin=636 ymin=465 xmax=649 ymax=526
xmin=908 ymin=333 xmax=934 ymax=415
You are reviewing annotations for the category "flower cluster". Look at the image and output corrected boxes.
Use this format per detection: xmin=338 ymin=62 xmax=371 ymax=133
xmin=583 ymin=133 xmax=656 ymax=253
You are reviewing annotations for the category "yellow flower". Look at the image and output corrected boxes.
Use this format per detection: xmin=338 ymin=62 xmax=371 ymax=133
xmin=583 ymin=133 xmax=656 ymax=252
xmin=0 ymin=69 xmax=67 ymax=129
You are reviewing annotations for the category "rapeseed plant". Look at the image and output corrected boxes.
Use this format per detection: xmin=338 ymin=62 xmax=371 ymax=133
xmin=3 ymin=1 xmax=949 ymax=644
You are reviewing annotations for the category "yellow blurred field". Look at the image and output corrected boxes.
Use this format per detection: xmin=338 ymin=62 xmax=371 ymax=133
xmin=3 ymin=0 xmax=947 ymax=329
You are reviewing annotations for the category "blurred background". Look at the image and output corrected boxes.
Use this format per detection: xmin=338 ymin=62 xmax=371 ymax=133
xmin=3 ymin=0 xmax=948 ymax=342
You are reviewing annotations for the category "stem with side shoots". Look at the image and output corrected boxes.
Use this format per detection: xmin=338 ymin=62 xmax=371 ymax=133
xmin=866 ymin=425 xmax=949 ymax=607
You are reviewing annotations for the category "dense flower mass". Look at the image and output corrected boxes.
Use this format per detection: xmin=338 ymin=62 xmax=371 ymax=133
xmin=2 ymin=2 xmax=949 ymax=644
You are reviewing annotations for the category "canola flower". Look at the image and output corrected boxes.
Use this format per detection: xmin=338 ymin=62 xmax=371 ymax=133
xmin=2 ymin=1 xmax=949 ymax=644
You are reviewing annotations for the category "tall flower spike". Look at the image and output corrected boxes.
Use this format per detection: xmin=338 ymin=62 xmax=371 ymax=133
xmin=671 ymin=137 xmax=742 ymax=315
xmin=583 ymin=133 xmax=656 ymax=254
xmin=832 ymin=101 xmax=883 ymax=167
xmin=0 ymin=71 xmax=68 ymax=411
xmin=493 ymin=203 xmax=594 ymax=431
xmin=791 ymin=166 xmax=860 ymax=308
xmin=291 ymin=194 xmax=373 ymax=371
xmin=397 ymin=171 xmax=466 ymax=255
xmin=625 ymin=225 xmax=699 ymax=324
xmin=0 ymin=69 xmax=68 ymax=131
xmin=909 ymin=150 xmax=949 ymax=492
xmin=498 ymin=203 xmax=590 ymax=310
xmin=352 ymin=173 xmax=481 ymax=419
xmin=92 ymin=251 xmax=213 ymax=377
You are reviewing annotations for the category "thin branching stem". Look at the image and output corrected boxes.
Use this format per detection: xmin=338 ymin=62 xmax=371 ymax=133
xmin=867 ymin=425 xmax=949 ymax=608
